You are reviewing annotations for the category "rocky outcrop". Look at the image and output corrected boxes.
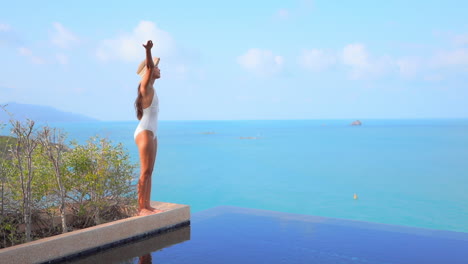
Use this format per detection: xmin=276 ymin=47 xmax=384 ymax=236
xmin=351 ymin=120 xmax=362 ymax=126
xmin=239 ymin=136 xmax=260 ymax=140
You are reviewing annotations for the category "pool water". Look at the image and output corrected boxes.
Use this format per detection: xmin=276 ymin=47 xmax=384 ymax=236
xmin=61 ymin=206 xmax=468 ymax=264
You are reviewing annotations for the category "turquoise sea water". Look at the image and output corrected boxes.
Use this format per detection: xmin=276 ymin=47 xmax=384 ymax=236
xmin=10 ymin=119 xmax=468 ymax=233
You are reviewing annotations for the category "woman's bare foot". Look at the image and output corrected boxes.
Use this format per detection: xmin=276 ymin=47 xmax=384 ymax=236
xmin=148 ymin=206 xmax=163 ymax=213
xmin=138 ymin=208 xmax=163 ymax=216
xmin=138 ymin=209 xmax=153 ymax=216
xmin=138 ymin=209 xmax=154 ymax=216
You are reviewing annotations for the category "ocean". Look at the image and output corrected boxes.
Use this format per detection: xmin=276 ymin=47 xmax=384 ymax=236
xmin=6 ymin=119 xmax=468 ymax=233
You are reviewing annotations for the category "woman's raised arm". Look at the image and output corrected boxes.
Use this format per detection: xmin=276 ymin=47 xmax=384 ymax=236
xmin=139 ymin=40 xmax=155 ymax=96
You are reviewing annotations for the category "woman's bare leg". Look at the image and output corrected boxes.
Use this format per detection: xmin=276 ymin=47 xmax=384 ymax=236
xmin=135 ymin=130 xmax=160 ymax=216
xmin=138 ymin=254 xmax=152 ymax=264
xmin=146 ymin=137 xmax=161 ymax=212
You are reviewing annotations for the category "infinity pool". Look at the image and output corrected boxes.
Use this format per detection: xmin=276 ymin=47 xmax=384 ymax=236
xmin=61 ymin=206 xmax=468 ymax=264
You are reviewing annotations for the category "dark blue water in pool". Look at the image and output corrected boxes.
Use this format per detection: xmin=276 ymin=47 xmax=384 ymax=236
xmin=64 ymin=206 xmax=468 ymax=264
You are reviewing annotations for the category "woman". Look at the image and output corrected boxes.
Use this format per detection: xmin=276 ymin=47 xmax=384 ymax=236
xmin=134 ymin=40 xmax=162 ymax=216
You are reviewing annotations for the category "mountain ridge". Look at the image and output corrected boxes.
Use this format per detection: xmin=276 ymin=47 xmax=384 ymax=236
xmin=0 ymin=102 xmax=98 ymax=123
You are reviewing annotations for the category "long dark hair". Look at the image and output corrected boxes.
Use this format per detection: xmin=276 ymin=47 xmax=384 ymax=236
xmin=134 ymin=84 xmax=143 ymax=120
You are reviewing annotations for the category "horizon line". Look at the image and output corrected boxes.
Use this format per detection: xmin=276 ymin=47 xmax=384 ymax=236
xmin=98 ymin=117 xmax=468 ymax=122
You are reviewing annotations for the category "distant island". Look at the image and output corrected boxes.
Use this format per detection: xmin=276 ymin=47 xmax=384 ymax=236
xmin=0 ymin=102 xmax=98 ymax=123
xmin=351 ymin=120 xmax=362 ymax=126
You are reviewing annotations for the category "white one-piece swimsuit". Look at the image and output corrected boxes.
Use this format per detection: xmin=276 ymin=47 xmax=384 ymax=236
xmin=134 ymin=90 xmax=159 ymax=140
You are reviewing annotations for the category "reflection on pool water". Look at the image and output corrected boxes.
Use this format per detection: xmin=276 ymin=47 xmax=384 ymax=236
xmin=62 ymin=206 xmax=468 ymax=264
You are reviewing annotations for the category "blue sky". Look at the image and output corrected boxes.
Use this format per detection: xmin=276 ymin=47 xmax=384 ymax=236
xmin=1 ymin=0 xmax=467 ymax=121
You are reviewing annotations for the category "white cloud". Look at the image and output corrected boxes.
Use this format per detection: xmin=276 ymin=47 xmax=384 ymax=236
xmin=298 ymin=43 xmax=428 ymax=79
xmin=424 ymin=74 xmax=444 ymax=82
xmin=299 ymin=49 xmax=336 ymax=71
xmin=0 ymin=24 xmax=11 ymax=32
xmin=396 ymin=57 xmax=420 ymax=78
xmin=50 ymin=22 xmax=79 ymax=49
xmin=301 ymin=0 xmax=314 ymax=9
xmin=453 ymin=33 xmax=468 ymax=46
xmin=342 ymin=43 xmax=370 ymax=68
xmin=0 ymin=24 xmax=21 ymax=47
xmin=56 ymin=53 xmax=69 ymax=65
xmin=277 ymin=9 xmax=290 ymax=19
xmin=96 ymin=21 xmax=175 ymax=62
xmin=432 ymin=49 xmax=468 ymax=67
xmin=298 ymin=36 xmax=468 ymax=81
xmin=275 ymin=55 xmax=284 ymax=65
xmin=31 ymin=56 xmax=45 ymax=64
xmin=17 ymin=47 xmax=45 ymax=64
xmin=342 ymin=43 xmax=394 ymax=80
xmin=237 ymin=48 xmax=284 ymax=76
xmin=18 ymin=47 xmax=32 ymax=56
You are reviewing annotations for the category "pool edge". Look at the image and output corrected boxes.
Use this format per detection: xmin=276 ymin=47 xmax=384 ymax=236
xmin=0 ymin=201 xmax=190 ymax=264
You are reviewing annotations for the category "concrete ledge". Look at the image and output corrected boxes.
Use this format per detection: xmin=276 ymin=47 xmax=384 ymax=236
xmin=0 ymin=201 xmax=190 ymax=264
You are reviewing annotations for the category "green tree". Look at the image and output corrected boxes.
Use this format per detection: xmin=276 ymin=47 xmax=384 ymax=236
xmin=1 ymin=106 xmax=137 ymax=248
xmin=38 ymin=127 xmax=69 ymax=233
xmin=65 ymin=136 xmax=136 ymax=226
xmin=10 ymin=119 xmax=39 ymax=242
